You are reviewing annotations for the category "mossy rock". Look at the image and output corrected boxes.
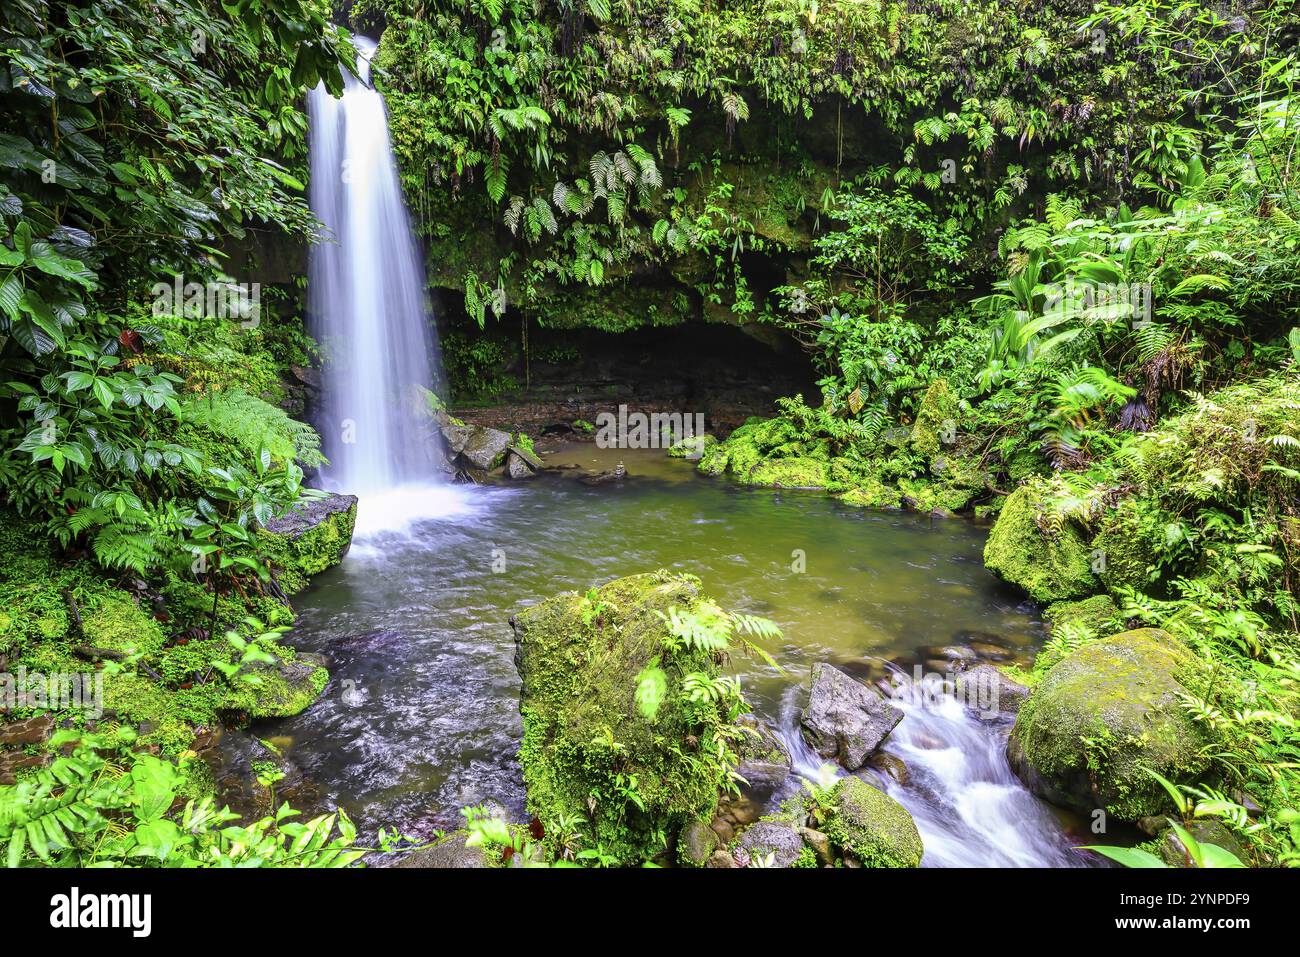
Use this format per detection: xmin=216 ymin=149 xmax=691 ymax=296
xmin=1008 ymin=628 xmax=1214 ymax=820
xmin=259 ymin=493 xmax=358 ymax=594
xmin=1090 ymin=500 xmax=1159 ymax=592
xmin=696 ymin=441 xmax=731 ymax=476
xmin=1044 ymin=594 xmax=1123 ymax=638
xmin=743 ymin=456 xmax=829 ymax=489
xmin=824 ymin=776 xmax=923 ymax=867
xmin=79 ymin=592 xmax=166 ymax=659
xmin=983 ymin=484 xmax=1095 ymax=602
xmin=667 ymin=434 xmax=716 ymax=460
xmin=227 ymin=650 xmax=330 ymax=719
xmin=837 ymin=479 xmax=902 ymax=510
xmin=910 ymin=378 xmax=957 ymax=460
xmin=510 ymin=571 xmax=737 ymax=865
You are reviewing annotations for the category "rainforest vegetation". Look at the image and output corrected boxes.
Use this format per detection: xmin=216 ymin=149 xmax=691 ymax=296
xmin=1 ymin=0 xmax=1299 ymax=872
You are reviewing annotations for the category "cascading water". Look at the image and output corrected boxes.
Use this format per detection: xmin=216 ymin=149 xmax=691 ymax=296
xmin=772 ymin=666 xmax=1092 ymax=867
xmin=307 ymin=37 xmax=444 ymax=500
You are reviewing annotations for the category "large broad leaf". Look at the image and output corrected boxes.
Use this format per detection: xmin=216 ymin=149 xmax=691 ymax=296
xmin=1081 ymin=845 xmax=1168 ymax=868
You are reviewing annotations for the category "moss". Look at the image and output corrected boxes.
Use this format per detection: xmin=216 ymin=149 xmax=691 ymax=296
xmin=910 ymin=378 xmax=957 ymax=460
xmin=837 ymin=478 xmax=903 ymax=510
xmin=1009 ymin=628 xmax=1215 ymax=820
xmin=898 ymin=476 xmax=976 ymax=514
xmin=696 ymin=441 xmax=731 ymax=476
xmin=1090 ymin=499 xmax=1159 ymax=593
xmin=1044 ymin=594 xmax=1123 ymax=637
xmin=824 ymin=777 xmax=923 ymax=867
xmin=743 ymin=456 xmax=829 ymax=488
xmin=80 ymin=592 xmax=166 ymax=658
xmin=667 ymin=433 xmax=717 ymax=459
xmin=257 ymin=496 xmax=357 ymax=594
xmin=983 ymin=484 xmax=1095 ymax=602
xmin=512 ymin=571 xmax=738 ymax=865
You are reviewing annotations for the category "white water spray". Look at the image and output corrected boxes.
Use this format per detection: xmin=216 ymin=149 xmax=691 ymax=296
xmin=308 ymin=37 xmax=444 ymax=498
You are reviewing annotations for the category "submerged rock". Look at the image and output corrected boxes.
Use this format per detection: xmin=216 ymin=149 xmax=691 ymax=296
xmin=198 ymin=729 xmax=317 ymax=821
xmin=801 ymin=662 xmax=903 ymax=770
xmin=260 ymin=492 xmax=358 ymax=594
xmin=578 ymin=463 xmax=626 ymax=485
xmin=983 ymin=484 xmax=1095 ymax=603
xmin=824 ymin=776 xmax=923 ymax=868
xmin=1008 ymin=628 xmax=1213 ymax=819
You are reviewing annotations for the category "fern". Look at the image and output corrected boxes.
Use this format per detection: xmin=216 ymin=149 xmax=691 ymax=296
xmin=178 ymin=390 xmax=324 ymax=469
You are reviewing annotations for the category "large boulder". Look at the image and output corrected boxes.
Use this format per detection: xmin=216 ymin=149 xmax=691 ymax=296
xmin=510 ymin=571 xmax=742 ymax=864
xmin=260 ymin=492 xmax=358 ymax=594
xmin=801 ymin=662 xmax=903 ymax=769
xmin=983 ymin=484 xmax=1095 ymax=603
xmin=824 ymin=777 xmax=923 ymax=867
xmin=1008 ymin=628 xmax=1213 ymax=819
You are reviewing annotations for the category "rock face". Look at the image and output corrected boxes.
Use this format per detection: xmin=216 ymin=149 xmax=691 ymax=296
xmin=260 ymin=492 xmax=358 ymax=594
xmin=825 ymin=777 xmax=924 ymax=867
xmin=732 ymin=819 xmax=807 ymax=868
xmin=801 ymin=662 xmax=903 ymax=769
xmin=1008 ymin=628 xmax=1212 ymax=819
xmin=983 ymin=484 xmax=1095 ymax=602
xmin=510 ymin=571 xmax=736 ymax=865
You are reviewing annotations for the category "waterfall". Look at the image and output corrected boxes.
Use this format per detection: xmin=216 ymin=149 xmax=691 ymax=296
xmin=307 ymin=36 xmax=443 ymax=497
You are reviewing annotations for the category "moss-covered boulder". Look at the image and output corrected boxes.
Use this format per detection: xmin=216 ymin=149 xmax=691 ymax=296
xmin=259 ymin=492 xmax=358 ymax=594
xmin=910 ymin=378 xmax=957 ymax=460
xmin=837 ymin=478 xmax=902 ymax=510
xmin=510 ymin=571 xmax=744 ymax=864
xmin=744 ymin=456 xmax=828 ymax=489
xmin=1008 ymin=628 xmax=1213 ymax=820
xmin=1044 ymin=594 xmax=1124 ymax=638
xmin=824 ymin=777 xmax=923 ymax=867
xmin=983 ymin=484 xmax=1095 ymax=602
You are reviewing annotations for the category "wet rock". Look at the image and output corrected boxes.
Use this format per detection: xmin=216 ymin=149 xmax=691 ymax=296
xmin=709 ymin=818 xmax=735 ymax=846
xmin=395 ymin=830 xmax=489 ymax=869
xmin=0 ymin=713 xmax=54 ymax=746
xmin=957 ymin=664 xmax=1029 ymax=718
xmin=1008 ymin=628 xmax=1213 ymax=820
xmin=800 ymin=827 xmax=834 ymax=866
xmin=801 ymin=662 xmax=904 ymax=770
xmin=0 ymin=751 xmax=50 ymax=784
xmin=578 ymin=463 xmax=626 ymax=485
xmin=969 ymin=641 xmax=1012 ymax=662
xmin=1157 ymin=819 xmax=1246 ymax=867
xmin=920 ymin=645 xmax=978 ymax=666
xmin=199 ymin=729 xmax=317 ymax=821
xmin=260 ymin=492 xmax=358 ymax=594
xmin=678 ymin=819 xmax=719 ymax=867
xmin=504 ymin=444 xmax=542 ymax=480
xmin=460 ymin=426 xmax=512 ymax=470
xmin=826 ymin=777 xmax=923 ymax=868
xmin=733 ymin=819 xmax=805 ymax=868
xmin=864 ymin=751 xmax=909 ymax=785
xmin=734 ymin=713 xmax=792 ymax=792
xmin=706 ymin=849 xmax=736 ymax=869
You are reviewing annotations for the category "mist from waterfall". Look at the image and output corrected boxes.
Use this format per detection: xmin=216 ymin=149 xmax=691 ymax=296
xmin=307 ymin=36 xmax=444 ymax=499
